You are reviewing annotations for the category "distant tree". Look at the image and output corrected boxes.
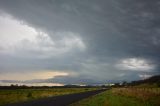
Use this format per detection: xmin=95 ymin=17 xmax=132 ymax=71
xmin=114 ymin=83 xmax=120 ymax=87
xmin=10 ymin=84 xmax=14 ymax=87
xmin=122 ymin=81 xmax=127 ymax=86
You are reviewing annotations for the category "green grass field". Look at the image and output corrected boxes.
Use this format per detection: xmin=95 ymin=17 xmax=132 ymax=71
xmin=0 ymin=88 xmax=97 ymax=106
xmin=70 ymin=88 xmax=160 ymax=106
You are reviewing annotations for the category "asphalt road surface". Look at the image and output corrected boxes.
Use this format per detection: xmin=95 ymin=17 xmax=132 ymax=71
xmin=6 ymin=89 xmax=107 ymax=106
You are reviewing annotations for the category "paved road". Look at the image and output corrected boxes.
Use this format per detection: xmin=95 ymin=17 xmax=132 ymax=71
xmin=6 ymin=89 xmax=107 ymax=106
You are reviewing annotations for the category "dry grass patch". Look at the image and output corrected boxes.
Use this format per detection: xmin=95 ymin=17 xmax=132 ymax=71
xmin=112 ymin=88 xmax=160 ymax=106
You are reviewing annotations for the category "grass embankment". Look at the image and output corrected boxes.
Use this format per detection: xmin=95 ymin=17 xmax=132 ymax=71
xmin=70 ymin=88 xmax=160 ymax=106
xmin=0 ymin=88 xmax=97 ymax=106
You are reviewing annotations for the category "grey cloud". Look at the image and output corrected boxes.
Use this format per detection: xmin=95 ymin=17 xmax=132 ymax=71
xmin=0 ymin=0 xmax=160 ymax=83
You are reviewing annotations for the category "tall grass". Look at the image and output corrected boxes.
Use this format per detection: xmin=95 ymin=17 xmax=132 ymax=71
xmin=112 ymin=88 xmax=160 ymax=106
xmin=70 ymin=88 xmax=160 ymax=106
xmin=0 ymin=88 xmax=97 ymax=106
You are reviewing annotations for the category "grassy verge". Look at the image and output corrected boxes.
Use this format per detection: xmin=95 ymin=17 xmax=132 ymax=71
xmin=0 ymin=88 xmax=97 ymax=106
xmin=70 ymin=88 xmax=160 ymax=106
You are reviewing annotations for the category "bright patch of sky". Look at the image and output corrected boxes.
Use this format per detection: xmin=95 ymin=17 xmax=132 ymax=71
xmin=0 ymin=71 xmax=69 ymax=80
xmin=138 ymin=74 xmax=152 ymax=79
xmin=0 ymin=82 xmax=64 ymax=86
xmin=116 ymin=58 xmax=155 ymax=72
xmin=0 ymin=14 xmax=86 ymax=58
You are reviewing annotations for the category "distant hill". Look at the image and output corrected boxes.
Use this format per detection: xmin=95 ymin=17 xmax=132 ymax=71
xmin=130 ymin=75 xmax=160 ymax=87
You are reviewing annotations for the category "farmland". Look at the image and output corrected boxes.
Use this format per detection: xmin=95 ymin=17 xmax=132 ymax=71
xmin=0 ymin=87 xmax=97 ymax=106
xmin=70 ymin=87 xmax=160 ymax=106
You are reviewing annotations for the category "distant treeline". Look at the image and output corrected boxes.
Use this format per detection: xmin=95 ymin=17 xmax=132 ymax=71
xmin=0 ymin=84 xmax=102 ymax=90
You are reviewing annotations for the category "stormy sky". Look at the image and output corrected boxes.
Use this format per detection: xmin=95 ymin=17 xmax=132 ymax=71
xmin=0 ymin=0 xmax=160 ymax=85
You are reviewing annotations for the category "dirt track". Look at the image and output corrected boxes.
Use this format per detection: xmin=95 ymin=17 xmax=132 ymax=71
xmin=6 ymin=89 xmax=106 ymax=106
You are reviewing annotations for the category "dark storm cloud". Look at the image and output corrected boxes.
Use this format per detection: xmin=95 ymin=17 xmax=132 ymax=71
xmin=0 ymin=0 xmax=160 ymax=83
